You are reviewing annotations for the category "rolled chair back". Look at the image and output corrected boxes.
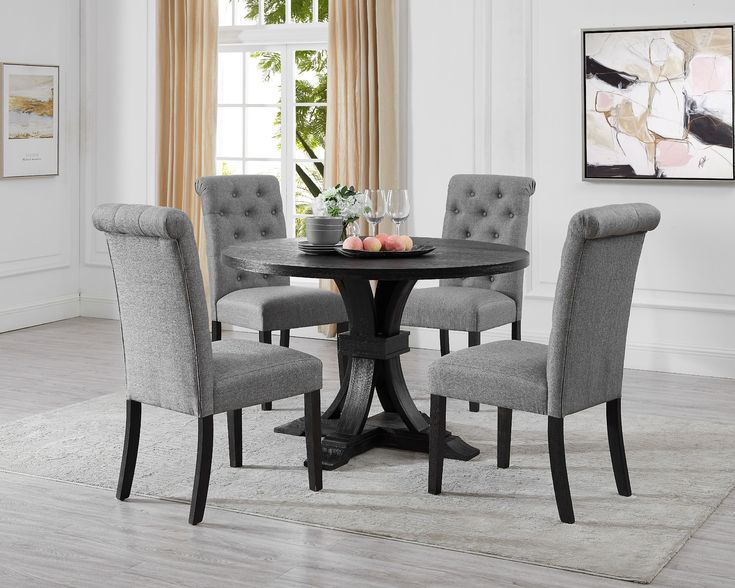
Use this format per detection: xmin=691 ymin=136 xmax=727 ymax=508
xmin=195 ymin=175 xmax=289 ymax=317
xmin=440 ymin=174 xmax=536 ymax=320
xmin=546 ymin=203 xmax=661 ymax=418
xmin=93 ymin=204 xmax=213 ymax=417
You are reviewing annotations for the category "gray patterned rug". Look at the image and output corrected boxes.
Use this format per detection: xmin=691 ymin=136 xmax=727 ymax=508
xmin=0 ymin=393 xmax=732 ymax=583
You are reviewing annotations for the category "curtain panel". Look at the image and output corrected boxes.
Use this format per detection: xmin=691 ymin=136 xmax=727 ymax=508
xmin=320 ymin=0 xmax=401 ymax=336
xmin=157 ymin=0 xmax=218 ymax=295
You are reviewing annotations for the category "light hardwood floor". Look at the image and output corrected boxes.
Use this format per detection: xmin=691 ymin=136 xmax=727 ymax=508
xmin=0 ymin=318 xmax=732 ymax=587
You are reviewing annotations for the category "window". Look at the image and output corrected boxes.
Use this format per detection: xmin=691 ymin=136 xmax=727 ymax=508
xmin=217 ymin=0 xmax=328 ymax=237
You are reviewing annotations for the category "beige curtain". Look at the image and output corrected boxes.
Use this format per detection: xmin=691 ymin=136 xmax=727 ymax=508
xmin=320 ymin=0 xmax=401 ymax=336
xmin=158 ymin=0 xmax=218 ymax=294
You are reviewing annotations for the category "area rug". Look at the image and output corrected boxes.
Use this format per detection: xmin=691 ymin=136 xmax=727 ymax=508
xmin=0 ymin=393 xmax=732 ymax=583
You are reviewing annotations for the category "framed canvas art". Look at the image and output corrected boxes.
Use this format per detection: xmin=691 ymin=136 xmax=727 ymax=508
xmin=1 ymin=63 xmax=59 ymax=178
xmin=583 ymin=25 xmax=734 ymax=181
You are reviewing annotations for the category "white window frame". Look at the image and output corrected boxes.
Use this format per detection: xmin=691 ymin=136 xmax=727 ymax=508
xmin=218 ymin=4 xmax=328 ymax=237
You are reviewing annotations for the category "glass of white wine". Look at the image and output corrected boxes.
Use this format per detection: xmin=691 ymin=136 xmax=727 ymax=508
xmin=387 ymin=189 xmax=410 ymax=236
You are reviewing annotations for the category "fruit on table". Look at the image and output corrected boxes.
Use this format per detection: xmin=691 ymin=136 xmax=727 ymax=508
xmin=399 ymin=235 xmax=413 ymax=251
xmin=375 ymin=233 xmax=390 ymax=248
xmin=342 ymin=236 xmax=364 ymax=250
xmin=384 ymin=235 xmax=405 ymax=252
xmin=363 ymin=236 xmax=382 ymax=252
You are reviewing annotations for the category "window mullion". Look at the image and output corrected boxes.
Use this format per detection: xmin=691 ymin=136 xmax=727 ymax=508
xmin=246 ymin=51 xmax=248 ymax=173
xmin=312 ymin=0 xmax=318 ymax=23
xmin=285 ymin=0 xmax=292 ymax=25
xmin=258 ymin=0 xmax=265 ymax=26
xmin=283 ymin=45 xmax=295 ymax=237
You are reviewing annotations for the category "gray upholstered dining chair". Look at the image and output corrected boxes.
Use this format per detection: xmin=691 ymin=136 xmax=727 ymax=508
xmin=402 ymin=174 xmax=536 ymax=423
xmin=195 ymin=174 xmax=348 ymax=416
xmin=93 ymin=203 xmax=323 ymax=526
xmin=426 ymin=203 xmax=661 ymax=523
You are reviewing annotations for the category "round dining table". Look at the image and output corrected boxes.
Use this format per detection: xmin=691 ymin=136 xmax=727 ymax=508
xmin=222 ymin=237 xmax=529 ymax=470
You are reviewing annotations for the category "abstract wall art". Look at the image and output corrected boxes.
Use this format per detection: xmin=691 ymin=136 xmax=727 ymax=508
xmin=583 ymin=25 xmax=734 ymax=181
xmin=1 ymin=63 xmax=59 ymax=178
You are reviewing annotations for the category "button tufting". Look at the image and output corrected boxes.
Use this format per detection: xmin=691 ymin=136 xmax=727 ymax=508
xmin=233 ymin=232 xmax=239 ymax=239
xmin=490 ymin=276 xmax=495 ymax=282
xmin=231 ymin=191 xmax=238 ymax=198
xmin=493 ymin=232 xmax=499 ymax=239
xmin=497 ymin=193 xmax=503 ymax=199
xmin=236 ymin=274 xmax=242 ymax=281
xmin=262 ymin=274 xmax=268 ymax=279
xmin=256 ymin=191 xmax=261 ymax=197
xmin=219 ymin=211 xmax=224 ymax=216
xmin=481 ymin=210 xmax=487 ymax=217
xmin=261 ymin=230 xmax=267 ymax=236
xmin=469 ymin=191 xmax=475 ymax=197
xmin=465 ymin=231 xmax=471 ymax=238
xmin=271 ymin=209 xmax=278 ymax=215
xmin=454 ymin=208 xmax=459 ymax=213
xmin=509 ymin=212 xmax=514 ymax=218
xmin=244 ymin=210 xmax=250 ymax=216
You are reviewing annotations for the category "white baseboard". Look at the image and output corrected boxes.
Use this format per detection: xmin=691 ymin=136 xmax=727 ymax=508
xmin=80 ymin=297 xmax=119 ymax=320
xmin=0 ymin=295 xmax=80 ymax=333
xmin=407 ymin=326 xmax=735 ymax=379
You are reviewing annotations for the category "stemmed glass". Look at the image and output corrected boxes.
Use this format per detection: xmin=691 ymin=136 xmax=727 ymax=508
xmin=363 ymin=189 xmax=387 ymax=236
xmin=387 ymin=189 xmax=410 ymax=236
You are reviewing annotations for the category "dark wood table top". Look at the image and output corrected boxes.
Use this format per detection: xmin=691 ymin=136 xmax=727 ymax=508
xmin=222 ymin=237 xmax=529 ymax=281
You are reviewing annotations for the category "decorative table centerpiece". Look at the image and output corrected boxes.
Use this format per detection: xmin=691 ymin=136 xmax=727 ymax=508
xmin=310 ymin=185 xmax=369 ymax=241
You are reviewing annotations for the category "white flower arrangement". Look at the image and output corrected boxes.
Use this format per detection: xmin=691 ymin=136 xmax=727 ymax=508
xmin=313 ymin=184 xmax=369 ymax=224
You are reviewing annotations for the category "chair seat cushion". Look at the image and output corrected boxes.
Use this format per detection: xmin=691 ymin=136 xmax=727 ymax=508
xmin=402 ymin=286 xmax=517 ymax=332
xmin=428 ymin=340 xmax=549 ymax=415
xmin=212 ymin=339 xmax=322 ymax=413
xmin=216 ymin=285 xmax=347 ymax=331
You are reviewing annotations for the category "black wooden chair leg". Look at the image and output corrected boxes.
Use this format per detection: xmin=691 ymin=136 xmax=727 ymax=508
xmin=511 ymin=319 xmax=521 ymax=341
xmin=439 ymin=329 xmax=450 ymax=356
xmin=227 ymin=409 xmax=242 ymax=467
xmin=189 ymin=415 xmax=213 ymax=525
xmin=304 ymin=390 xmax=323 ymax=491
xmin=428 ymin=394 xmax=447 ymax=495
xmin=259 ymin=330 xmax=273 ymax=411
xmin=211 ymin=320 xmax=222 ymax=342
xmin=280 ymin=329 xmax=290 ymax=347
xmin=468 ymin=331 xmax=481 ymax=413
xmin=116 ymin=399 xmax=141 ymax=501
xmin=497 ymin=407 xmax=512 ymax=468
xmin=548 ymin=416 xmax=575 ymax=524
xmin=607 ymin=398 xmax=632 ymax=496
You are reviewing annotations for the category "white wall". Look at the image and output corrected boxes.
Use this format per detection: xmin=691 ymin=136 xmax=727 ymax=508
xmin=79 ymin=0 xmax=156 ymax=318
xmin=0 ymin=0 xmax=153 ymax=331
xmin=0 ymin=0 xmax=81 ymax=331
xmin=406 ymin=0 xmax=735 ymax=378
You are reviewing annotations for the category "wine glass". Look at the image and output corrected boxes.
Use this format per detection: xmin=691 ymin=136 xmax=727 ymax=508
xmin=387 ymin=189 xmax=410 ymax=236
xmin=363 ymin=189 xmax=387 ymax=236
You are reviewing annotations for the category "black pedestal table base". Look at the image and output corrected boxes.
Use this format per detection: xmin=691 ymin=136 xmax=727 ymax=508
xmin=274 ymin=278 xmax=480 ymax=470
xmin=222 ymin=237 xmax=529 ymax=471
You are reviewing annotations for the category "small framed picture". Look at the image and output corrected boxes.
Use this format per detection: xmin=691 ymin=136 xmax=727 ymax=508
xmin=1 ymin=63 xmax=59 ymax=178
xmin=583 ymin=25 xmax=734 ymax=181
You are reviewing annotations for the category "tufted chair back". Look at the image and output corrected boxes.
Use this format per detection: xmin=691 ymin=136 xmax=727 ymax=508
xmin=440 ymin=174 xmax=536 ymax=320
xmin=195 ymin=175 xmax=289 ymax=317
xmin=546 ymin=203 xmax=660 ymax=418
xmin=93 ymin=204 xmax=214 ymax=418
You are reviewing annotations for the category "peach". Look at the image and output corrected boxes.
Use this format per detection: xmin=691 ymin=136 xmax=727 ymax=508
xmin=384 ymin=235 xmax=405 ymax=252
xmin=342 ymin=236 xmax=364 ymax=250
xmin=375 ymin=233 xmax=390 ymax=247
xmin=363 ymin=236 xmax=382 ymax=252
xmin=399 ymin=235 xmax=413 ymax=251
